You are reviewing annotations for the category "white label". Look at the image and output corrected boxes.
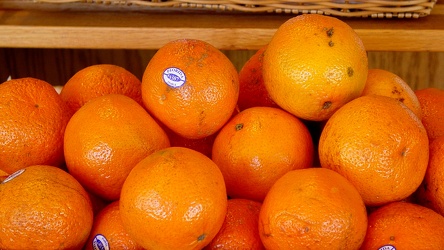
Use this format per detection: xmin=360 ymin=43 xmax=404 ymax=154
xmin=378 ymin=245 xmax=396 ymax=250
xmin=92 ymin=234 xmax=110 ymax=250
xmin=1 ymin=169 xmax=25 ymax=184
xmin=163 ymin=67 xmax=186 ymax=88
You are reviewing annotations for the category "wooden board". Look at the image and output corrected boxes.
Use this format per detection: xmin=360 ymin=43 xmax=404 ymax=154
xmin=0 ymin=4 xmax=443 ymax=51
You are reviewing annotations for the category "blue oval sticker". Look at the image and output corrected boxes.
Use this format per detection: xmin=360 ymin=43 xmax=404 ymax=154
xmin=163 ymin=67 xmax=186 ymax=88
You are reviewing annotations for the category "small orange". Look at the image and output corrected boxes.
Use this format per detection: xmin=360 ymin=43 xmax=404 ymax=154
xmin=0 ymin=77 xmax=71 ymax=174
xmin=120 ymin=147 xmax=228 ymax=250
xmin=64 ymin=94 xmax=170 ymax=201
xmin=141 ymin=39 xmax=239 ymax=139
xmin=204 ymin=198 xmax=265 ymax=250
xmin=362 ymin=68 xmax=422 ymax=119
xmin=59 ymin=63 xmax=143 ymax=113
xmin=361 ymin=201 xmax=444 ymax=249
xmin=415 ymin=135 xmax=444 ymax=216
xmin=212 ymin=106 xmax=314 ymax=202
xmin=259 ymin=168 xmax=368 ymax=249
xmin=263 ymin=14 xmax=368 ymax=121
xmin=237 ymin=44 xmax=278 ymax=111
xmin=415 ymin=87 xmax=444 ymax=140
xmin=84 ymin=200 xmax=144 ymax=250
xmin=319 ymin=95 xmax=429 ymax=206
xmin=0 ymin=165 xmax=93 ymax=250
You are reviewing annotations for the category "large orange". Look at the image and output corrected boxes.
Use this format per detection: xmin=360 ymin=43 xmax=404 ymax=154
xmin=415 ymin=87 xmax=444 ymax=140
xmin=59 ymin=64 xmax=143 ymax=113
xmin=64 ymin=94 xmax=170 ymax=201
xmin=84 ymin=200 xmax=143 ymax=250
xmin=0 ymin=165 xmax=93 ymax=250
xmin=119 ymin=147 xmax=228 ymax=249
xmin=204 ymin=198 xmax=265 ymax=250
xmin=237 ymin=44 xmax=278 ymax=111
xmin=259 ymin=168 xmax=368 ymax=249
xmin=319 ymin=95 xmax=429 ymax=206
xmin=141 ymin=39 xmax=239 ymax=139
xmin=212 ymin=106 xmax=314 ymax=202
xmin=361 ymin=201 xmax=444 ymax=249
xmin=263 ymin=14 xmax=368 ymax=121
xmin=415 ymin=135 xmax=444 ymax=216
xmin=0 ymin=77 xmax=71 ymax=174
xmin=362 ymin=68 xmax=422 ymax=119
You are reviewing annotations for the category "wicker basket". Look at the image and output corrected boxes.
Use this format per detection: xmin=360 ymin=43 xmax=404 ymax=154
xmin=4 ymin=0 xmax=438 ymax=18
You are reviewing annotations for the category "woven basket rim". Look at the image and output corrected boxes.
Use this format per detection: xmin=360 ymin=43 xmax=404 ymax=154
xmin=5 ymin=0 xmax=438 ymax=18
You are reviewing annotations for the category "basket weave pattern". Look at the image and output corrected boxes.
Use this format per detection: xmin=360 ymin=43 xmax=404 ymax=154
xmin=32 ymin=0 xmax=438 ymax=18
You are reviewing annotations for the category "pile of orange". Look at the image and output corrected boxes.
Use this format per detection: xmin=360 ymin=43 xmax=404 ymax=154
xmin=1 ymin=13 xmax=444 ymax=249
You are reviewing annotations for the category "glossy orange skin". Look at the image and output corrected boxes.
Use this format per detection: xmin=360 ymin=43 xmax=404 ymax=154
xmin=60 ymin=64 xmax=143 ymax=113
xmin=259 ymin=168 xmax=368 ymax=249
xmin=319 ymin=95 xmax=429 ymax=206
xmin=119 ymin=147 xmax=228 ymax=250
xmin=263 ymin=14 xmax=368 ymax=121
xmin=416 ymin=135 xmax=444 ymax=216
xmin=141 ymin=39 xmax=239 ymax=139
xmin=212 ymin=106 xmax=314 ymax=202
xmin=0 ymin=77 xmax=71 ymax=174
xmin=415 ymin=87 xmax=444 ymax=140
xmin=0 ymin=165 xmax=93 ymax=250
xmin=362 ymin=68 xmax=422 ymax=119
xmin=84 ymin=201 xmax=144 ymax=250
xmin=204 ymin=198 xmax=265 ymax=250
xmin=64 ymin=94 xmax=170 ymax=201
xmin=238 ymin=44 xmax=278 ymax=111
xmin=361 ymin=201 xmax=444 ymax=249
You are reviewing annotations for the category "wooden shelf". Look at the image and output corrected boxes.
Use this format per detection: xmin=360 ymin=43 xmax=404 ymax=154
xmin=0 ymin=3 xmax=443 ymax=51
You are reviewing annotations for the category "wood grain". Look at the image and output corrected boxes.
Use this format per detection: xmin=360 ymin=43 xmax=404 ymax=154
xmin=0 ymin=4 xmax=443 ymax=51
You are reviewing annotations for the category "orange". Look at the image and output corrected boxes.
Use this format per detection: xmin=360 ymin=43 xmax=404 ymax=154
xmin=204 ymin=198 xmax=265 ymax=250
xmin=0 ymin=77 xmax=71 ymax=174
xmin=259 ymin=168 xmax=368 ymax=249
xmin=415 ymin=135 xmax=444 ymax=216
xmin=237 ymin=44 xmax=278 ymax=111
xmin=120 ymin=147 xmax=228 ymax=250
xmin=64 ymin=94 xmax=170 ymax=201
xmin=415 ymin=87 xmax=444 ymax=140
xmin=0 ymin=165 xmax=93 ymax=250
xmin=59 ymin=63 xmax=143 ymax=113
xmin=318 ymin=95 xmax=429 ymax=206
xmin=212 ymin=106 xmax=314 ymax=202
xmin=262 ymin=13 xmax=368 ymax=121
xmin=362 ymin=68 xmax=422 ymax=119
xmin=84 ymin=200 xmax=144 ymax=250
xmin=141 ymin=39 xmax=239 ymax=139
xmin=361 ymin=201 xmax=444 ymax=249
